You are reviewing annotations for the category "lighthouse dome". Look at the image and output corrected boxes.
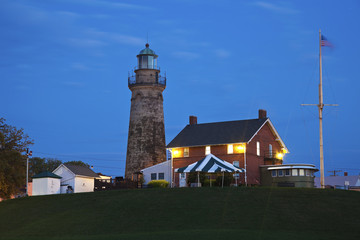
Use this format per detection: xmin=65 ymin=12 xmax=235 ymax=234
xmin=139 ymin=43 xmax=157 ymax=56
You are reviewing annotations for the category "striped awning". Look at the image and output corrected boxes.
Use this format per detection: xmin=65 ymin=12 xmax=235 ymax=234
xmin=175 ymin=154 xmax=245 ymax=173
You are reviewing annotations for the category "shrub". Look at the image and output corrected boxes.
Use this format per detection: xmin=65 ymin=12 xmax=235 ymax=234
xmin=147 ymin=180 xmax=169 ymax=188
xmin=215 ymin=173 xmax=234 ymax=187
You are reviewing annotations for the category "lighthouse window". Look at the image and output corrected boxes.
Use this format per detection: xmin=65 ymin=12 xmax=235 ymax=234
xmin=139 ymin=56 xmax=148 ymax=69
xmin=299 ymin=169 xmax=305 ymax=176
xmin=148 ymin=56 xmax=154 ymax=69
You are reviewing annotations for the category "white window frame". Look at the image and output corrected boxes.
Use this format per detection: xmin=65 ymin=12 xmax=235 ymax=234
xmin=227 ymin=144 xmax=234 ymax=154
xmin=183 ymin=147 xmax=189 ymax=157
xmin=158 ymin=172 xmax=165 ymax=180
xmin=151 ymin=173 xmax=157 ymax=180
xmin=299 ymin=169 xmax=305 ymax=176
xmin=205 ymin=146 xmax=211 ymax=155
xmin=285 ymin=169 xmax=290 ymax=176
xmin=292 ymin=169 xmax=298 ymax=176
xmin=269 ymin=144 xmax=272 ymax=157
xmin=256 ymin=141 xmax=260 ymax=156
xmin=278 ymin=170 xmax=284 ymax=177
xmin=272 ymin=170 xmax=277 ymax=177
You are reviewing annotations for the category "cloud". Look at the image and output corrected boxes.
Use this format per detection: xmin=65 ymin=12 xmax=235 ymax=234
xmin=71 ymin=63 xmax=89 ymax=71
xmin=61 ymin=81 xmax=85 ymax=87
xmin=66 ymin=38 xmax=107 ymax=47
xmin=253 ymin=1 xmax=299 ymax=14
xmin=214 ymin=49 xmax=231 ymax=58
xmin=111 ymin=34 xmax=144 ymax=46
xmin=69 ymin=0 xmax=155 ymax=11
xmin=172 ymin=51 xmax=200 ymax=60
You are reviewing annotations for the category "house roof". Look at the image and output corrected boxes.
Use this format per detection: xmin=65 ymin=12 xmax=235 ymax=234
xmin=314 ymin=175 xmax=360 ymax=188
xmin=63 ymin=164 xmax=99 ymax=178
xmin=167 ymin=118 xmax=269 ymax=148
xmin=32 ymin=171 xmax=62 ymax=179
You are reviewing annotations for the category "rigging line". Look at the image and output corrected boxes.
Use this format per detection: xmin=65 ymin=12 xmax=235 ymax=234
xmin=300 ymin=106 xmax=316 ymax=163
xmin=301 ymin=56 xmax=319 ymax=105
xmin=33 ymin=151 xmax=126 ymax=162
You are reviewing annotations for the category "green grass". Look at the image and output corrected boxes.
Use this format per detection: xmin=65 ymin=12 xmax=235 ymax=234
xmin=0 ymin=187 xmax=359 ymax=240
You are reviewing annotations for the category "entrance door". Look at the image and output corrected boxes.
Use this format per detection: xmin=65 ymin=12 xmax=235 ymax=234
xmin=179 ymin=173 xmax=187 ymax=187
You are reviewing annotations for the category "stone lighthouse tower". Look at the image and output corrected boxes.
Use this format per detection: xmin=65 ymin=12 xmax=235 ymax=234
xmin=125 ymin=43 xmax=167 ymax=179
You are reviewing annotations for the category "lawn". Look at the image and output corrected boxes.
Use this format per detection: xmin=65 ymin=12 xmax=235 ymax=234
xmin=0 ymin=187 xmax=359 ymax=240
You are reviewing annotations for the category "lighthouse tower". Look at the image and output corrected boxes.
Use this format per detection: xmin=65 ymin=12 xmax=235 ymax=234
xmin=125 ymin=43 xmax=167 ymax=179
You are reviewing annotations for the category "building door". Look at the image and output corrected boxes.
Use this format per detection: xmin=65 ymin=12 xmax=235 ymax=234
xmin=179 ymin=173 xmax=187 ymax=187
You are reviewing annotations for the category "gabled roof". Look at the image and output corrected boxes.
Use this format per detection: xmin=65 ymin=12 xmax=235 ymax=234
xmin=63 ymin=164 xmax=99 ymax=178
xmin=167 ymin=118 xmax=270 ymax=148
xmin=32 ymin=171 xmax=62 ymax=179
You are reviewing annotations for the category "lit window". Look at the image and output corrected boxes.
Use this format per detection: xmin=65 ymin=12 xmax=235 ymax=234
xmin=299 ymin=169 xmax=305 ymax=176
xmin=158 ymin=173 xmax=165 ymax=180
xmin=292 ymin=169 xmax=298 ymax=176
xmin=285 ymin=169 xmax=290 ymax=176
xmin=256 ymin=142 xmax=260 ymax=156
xmin=184 ymin=148 xmax=189 ymax=157
xmin=205 ymin=146 xmax=211 ymax=155
xmin=151 ymin=173 xmax=157 ymax=180
xmin=272 ymin=170 xmax=277 ymax=177
xmin=278 ymin=170 xmax=283 ymax=177
xmin=233 ymin=161 xmax=239 ymax=167
xmin=228 ymin=144 xmax=234 ymax=154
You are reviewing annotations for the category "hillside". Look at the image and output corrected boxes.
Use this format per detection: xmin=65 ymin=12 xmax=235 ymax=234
xmin=0 ymin=187 xmax=359 ymax=240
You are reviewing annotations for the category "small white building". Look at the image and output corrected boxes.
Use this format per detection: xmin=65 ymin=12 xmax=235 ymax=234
xmin=53 ymin=164 xmax=99 ymax=193
xmin=140 ymin=160 xmax=171 ymax=185
xmin=32 ymin=171 xmax=62 ymax=196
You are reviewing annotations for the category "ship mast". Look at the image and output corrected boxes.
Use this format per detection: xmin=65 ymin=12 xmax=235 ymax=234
xmin=302 ymin=29 xmax=338 ymax=189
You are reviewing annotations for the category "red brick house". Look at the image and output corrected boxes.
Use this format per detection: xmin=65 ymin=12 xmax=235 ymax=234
xmin=167 ymin=110 xmax=288 ymax=186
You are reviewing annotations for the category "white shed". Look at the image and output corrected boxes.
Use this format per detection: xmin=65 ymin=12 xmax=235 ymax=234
xmin=32 ymin=171 xmax=62 ymax=196
xmin=53 ymin=164 xmax=99 ymax=193
xmin=140 ymin=160 xmax=171 ymax=185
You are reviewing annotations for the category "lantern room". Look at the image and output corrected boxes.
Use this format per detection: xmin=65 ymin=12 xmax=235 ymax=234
xmin=137 ymin=43 xmax=158 ymax=69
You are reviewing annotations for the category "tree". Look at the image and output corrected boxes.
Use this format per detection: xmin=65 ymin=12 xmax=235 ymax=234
xmin=64 ymin=160 xmax=90 ymax=168
xmin=0 ymin=118 xmax=33 ymax=199
xmin=29 ymin=157 xmax=62 ymax=178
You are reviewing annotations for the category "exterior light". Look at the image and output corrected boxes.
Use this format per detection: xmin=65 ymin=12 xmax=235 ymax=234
xmin=276 ymin=153 xmax=283 ymax=159
xmin=235 ymin=144 xmax=245 ymax=153
xmin=173 ymin=149 xmax=180 ymax=158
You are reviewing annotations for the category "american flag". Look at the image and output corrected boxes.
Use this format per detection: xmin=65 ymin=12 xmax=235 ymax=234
xmin=321 ymin=35 xmax=332 ymax=47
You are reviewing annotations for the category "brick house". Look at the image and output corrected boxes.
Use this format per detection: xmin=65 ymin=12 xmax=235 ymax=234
xmin=167 ymin=110 xmax=288 ymax=186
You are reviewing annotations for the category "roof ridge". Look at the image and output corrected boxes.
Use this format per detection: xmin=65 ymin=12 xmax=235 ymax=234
xmin=187 ymin=117 xmax=268 ymax=126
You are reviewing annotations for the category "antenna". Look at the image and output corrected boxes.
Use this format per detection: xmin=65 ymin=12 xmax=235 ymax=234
xmin=146 ymin=32 xmax=149 ymax=44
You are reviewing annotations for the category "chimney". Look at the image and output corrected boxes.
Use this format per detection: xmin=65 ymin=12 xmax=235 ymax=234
xmin=259 ymin=109 xmax=267 ymax=119
xmin=189 ymin=116 xmax=197 ymax=125
xmin=344 ymin=172 xmax=348 ymax=176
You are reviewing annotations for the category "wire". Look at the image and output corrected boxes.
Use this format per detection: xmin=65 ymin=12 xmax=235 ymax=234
xmin=33 ymin=151 xmax=126 ymax=162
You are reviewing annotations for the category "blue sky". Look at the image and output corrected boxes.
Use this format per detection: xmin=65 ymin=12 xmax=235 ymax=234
xmin=1 ymin=0 xmax=359 ymax=177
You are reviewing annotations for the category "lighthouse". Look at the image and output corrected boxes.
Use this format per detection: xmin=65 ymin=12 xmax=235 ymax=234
xmin=125 ymin=43 xmax=167 ymax=179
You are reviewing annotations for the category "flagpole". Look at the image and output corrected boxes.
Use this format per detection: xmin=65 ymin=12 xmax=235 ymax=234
xmin=319 ymin=29 xmax=325 ymax=189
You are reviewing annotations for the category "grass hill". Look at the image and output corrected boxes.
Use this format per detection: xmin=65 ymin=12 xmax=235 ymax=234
xmin=0 ymin=187 xmax=359 ymax=240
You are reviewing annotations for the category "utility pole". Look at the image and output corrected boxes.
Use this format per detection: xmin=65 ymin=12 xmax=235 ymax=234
xmin=301 ymin=29 xmax=338 ymax=189
xmin=26 ymin=148 xmax=32 ymax=196
xmin=328 ymin=170 xmax=342 ymax=177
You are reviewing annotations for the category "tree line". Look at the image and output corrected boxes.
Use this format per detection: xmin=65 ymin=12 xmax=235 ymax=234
xmin=0 ymin=118 xmax=89 ymax=200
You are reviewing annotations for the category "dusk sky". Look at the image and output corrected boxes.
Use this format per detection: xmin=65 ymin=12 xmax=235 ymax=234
xmin=1 ymin=0 xmax=359 ymax=177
